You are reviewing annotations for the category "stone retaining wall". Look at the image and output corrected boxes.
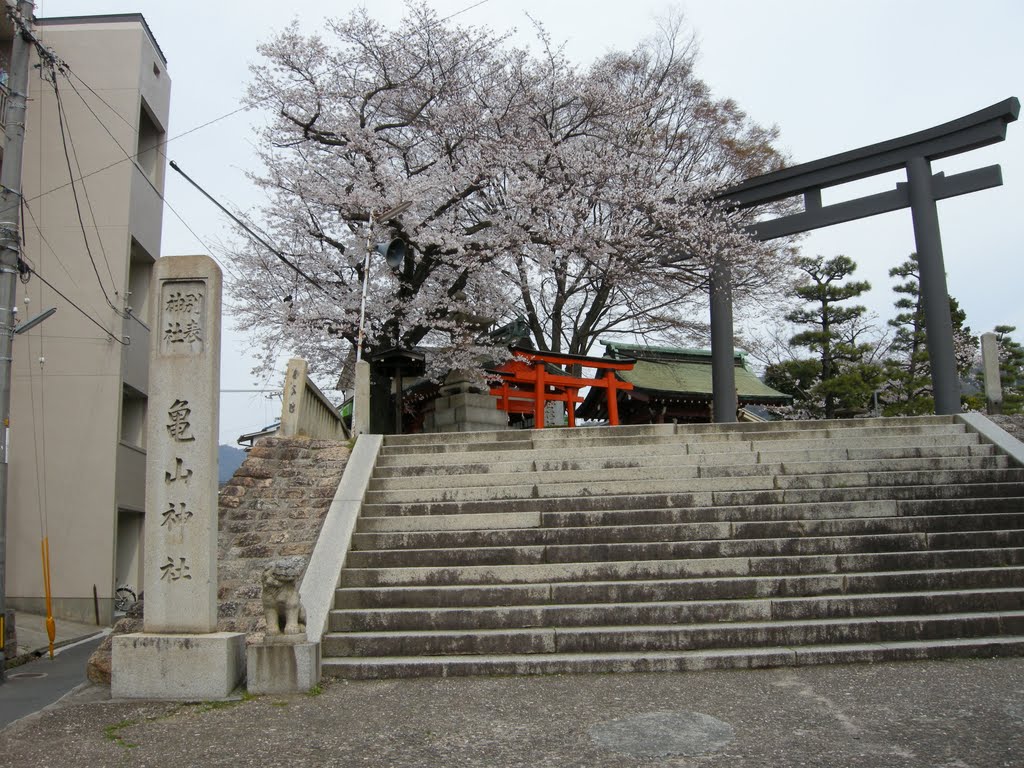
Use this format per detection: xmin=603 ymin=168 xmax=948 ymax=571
xmin=217 ymin=437 xmax=351 ymax=640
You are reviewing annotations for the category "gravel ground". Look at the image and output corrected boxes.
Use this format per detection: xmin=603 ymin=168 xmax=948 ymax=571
xmin=2 ymin=657 xmax=1023 ymax=767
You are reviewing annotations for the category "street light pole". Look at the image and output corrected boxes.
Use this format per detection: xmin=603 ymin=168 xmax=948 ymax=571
xmin=355 ymin=211 xmax=375 ymax=364
xmin=355 ymin=201 xmax=412 ymax=364
xmin=352 ymin=201 xmax=412 ymax=435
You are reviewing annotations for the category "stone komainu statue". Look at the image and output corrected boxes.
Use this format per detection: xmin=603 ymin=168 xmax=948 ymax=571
xmin=261 ymin=557 xmax=307 ymax=637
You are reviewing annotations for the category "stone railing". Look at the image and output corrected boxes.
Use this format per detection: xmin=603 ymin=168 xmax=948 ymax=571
xmin=279 ymin=357 xmax=349 ymax=440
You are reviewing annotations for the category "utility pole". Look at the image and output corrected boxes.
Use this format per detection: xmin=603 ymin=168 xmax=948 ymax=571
xmin=0 ymin=0 xmax=35 ymax=682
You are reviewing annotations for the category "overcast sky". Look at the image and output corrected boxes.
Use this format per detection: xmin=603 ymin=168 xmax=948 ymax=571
xmin=37 ymin=0 xmax=1024 ymax=443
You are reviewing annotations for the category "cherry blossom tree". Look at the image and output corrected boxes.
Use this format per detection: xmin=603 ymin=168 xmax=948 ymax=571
xmin=228 ymin=2 xmax=790 ymax=383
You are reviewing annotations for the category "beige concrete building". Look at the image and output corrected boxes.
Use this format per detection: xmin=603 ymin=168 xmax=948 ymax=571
xmin=5 ymin=14 xmax=170 ymax=623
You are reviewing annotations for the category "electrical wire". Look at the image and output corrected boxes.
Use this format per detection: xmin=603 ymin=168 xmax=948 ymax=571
xmin=170 ymin=160 xmax=330 ymax=295
xmin=435 ymin=0 xmax=492 ymax=25
xmin=51 ymin=67 xmax=244 ymax=282
xmin=21 ymin=196 xmax=109 ymax=313
xmin=11 ymin=0 xmax=496 ymax=300
xmin=50 ymin=71 xmax=125 ymax=316
xmin=51 ymin=71 xmax=118 ymax=291
xmin=24 ymin=97 xmax=263 ymax=207
xmin=27 ymin=265 xmax=127 ymax=345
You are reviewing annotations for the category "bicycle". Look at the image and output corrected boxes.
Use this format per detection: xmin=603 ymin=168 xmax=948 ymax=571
xmin=114 ymin=584 xmax=138 ymax=614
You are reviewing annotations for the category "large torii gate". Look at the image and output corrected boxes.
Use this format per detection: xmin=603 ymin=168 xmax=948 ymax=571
xmin=704 ymin=97 xmax=1019 ymax=422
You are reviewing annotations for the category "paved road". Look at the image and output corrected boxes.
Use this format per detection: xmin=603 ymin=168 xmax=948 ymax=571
xmin=0 ymin=655 xmax=1022 ymax=767
xmin=0 ymin=635 xmax=105 ymax=730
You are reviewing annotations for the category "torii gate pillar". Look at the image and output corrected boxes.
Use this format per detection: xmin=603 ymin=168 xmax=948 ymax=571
xmin=906 ymin=156 xmax=960 ymax=413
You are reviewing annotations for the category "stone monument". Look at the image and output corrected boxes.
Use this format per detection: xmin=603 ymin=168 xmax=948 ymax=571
xmin=113 ymin=256 xmax=245 ymax=700
xmin=981 ymin=332 xmax=1003 ymax=415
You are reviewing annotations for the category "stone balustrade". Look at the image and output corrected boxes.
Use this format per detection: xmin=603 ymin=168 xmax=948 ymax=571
xmin=279 ymin=357 xmax=348 ymax=440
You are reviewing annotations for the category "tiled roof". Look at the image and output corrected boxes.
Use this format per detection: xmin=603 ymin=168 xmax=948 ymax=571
xmin=601 ymin=340 xmax=791 ymax=403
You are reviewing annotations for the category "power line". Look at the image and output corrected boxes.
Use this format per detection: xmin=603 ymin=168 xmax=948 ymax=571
xmin=50 ymin=72 xmax=118 ymax=290
xmin=170 ymin=160 xmax=331 ymax=296
xmin=21 ymin=197 xmax=108 ymax=315
xmin=24 ymin=97 xmax=262 ymax=206
xmin=436 ymin=0 xmax=492 ymax=24
xmin=51 ymin=66 xmax=244 ymax=282
xmin=27 ymin=266 xmax=126 ymax=345
xmin=50 ymin=71 xmax=125 ymax=317
xmin=14 ymin=0 xmax=496 ymax=299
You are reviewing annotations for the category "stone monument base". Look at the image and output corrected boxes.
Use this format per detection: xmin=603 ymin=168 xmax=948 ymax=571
xmin=112 ymin=632 xmax=246 ymax=700
xmin=246 ymin=641 xmax=321 ymax=694
xmin=424 ymin=370 xmax=507 ymax=433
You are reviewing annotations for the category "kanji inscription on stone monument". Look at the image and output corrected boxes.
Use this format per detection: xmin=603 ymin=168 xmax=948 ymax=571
xmin=160 ymin=281 xmax=205 ymax=355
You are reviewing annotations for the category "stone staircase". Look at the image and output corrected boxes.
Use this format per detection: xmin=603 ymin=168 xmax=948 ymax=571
xmin=321 ymin=416 xmax=1024 ymax=678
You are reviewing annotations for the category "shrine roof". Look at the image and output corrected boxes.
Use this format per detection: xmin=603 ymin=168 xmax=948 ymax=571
xmin=599 ymin=340 xmax=791 ymax=403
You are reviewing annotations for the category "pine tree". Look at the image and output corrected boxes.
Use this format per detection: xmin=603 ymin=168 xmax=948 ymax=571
xmin=883 ymin=253 xmax=977 ymax=415
xmin=783 ymin=255 xmax=881 ymax=419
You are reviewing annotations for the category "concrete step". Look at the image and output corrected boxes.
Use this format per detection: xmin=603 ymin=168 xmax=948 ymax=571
xmin=375 ymin=432 xmax=981 ymax=465
xmin=368 ymin=455 xmax=1009 ymax=490
xmin=363 ymin=473 xmax=786 ymax=505
xmin=773 ymin=467 xmax=1024 ymax=491
xmin=344 ymin=529 xmax=1022 ymax=569
xmin=330 ymin=588 xmax=1024 ymax=632
xmin=372 ymin=444 xmax=1000 ymax=478
xmin=379 ymin=415 xmax=961 ymax=448
xmin=322 ymin=610 xmax=1024 ymax=657
xmin=379 ymin=419 xmax=966 ymax=455
xmin=356 ymin=496 xmax=1024 ymax=533
xmin=321 ymin=635 xmax=1024 ymax=679
xmin=352 ymin=512 xmax=1024 ymax=551
xmin=360 ymin=482 xmax=1024 ymax=519
xmin=335 ymin=567 xmax=1024 ymax=609
xmin=339 ymin=547 xmax=1024 ymax=588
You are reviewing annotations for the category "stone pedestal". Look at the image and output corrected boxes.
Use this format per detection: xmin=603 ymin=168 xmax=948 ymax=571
xmin=424 ymin=370 xmax=507 ymax=433
xmin=246 ymin=641 xmax=321 ymax=695
xmin=112 ymin=632 xmax=245 ymax=700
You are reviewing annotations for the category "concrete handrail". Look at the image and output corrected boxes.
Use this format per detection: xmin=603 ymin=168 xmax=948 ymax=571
xmin=279 ymin=357 xmax=349 ymax=440
xmin=298 ymin=433 xmax=383 ymax=644
xmin=956 ymin=412 xmax=1024 ymax=467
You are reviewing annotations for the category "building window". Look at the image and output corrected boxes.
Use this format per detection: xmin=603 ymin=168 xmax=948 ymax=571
xmin=120 ymin=385 xmax=148 ymax=448
xmin=128 ymin=238 xmax=154 ymax=325
xmin=136 ymin=101 xmax=164 ymax=185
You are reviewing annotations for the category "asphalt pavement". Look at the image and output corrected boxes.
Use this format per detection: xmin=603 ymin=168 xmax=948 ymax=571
xmin=1 ymin=611 xmax=109 ymax=731
xmin=0 ymin=655 xmax=1022 ymax=767
xmin=0 ymin=634 xmax=106 ymax=730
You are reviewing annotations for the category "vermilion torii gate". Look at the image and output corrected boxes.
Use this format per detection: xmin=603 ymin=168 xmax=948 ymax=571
xmin=701 ymin=97 xmax=1019 ymax=422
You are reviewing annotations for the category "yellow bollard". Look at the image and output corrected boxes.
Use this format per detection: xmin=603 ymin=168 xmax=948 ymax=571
xmin=41 ymin=538 xmax=55 ymax=658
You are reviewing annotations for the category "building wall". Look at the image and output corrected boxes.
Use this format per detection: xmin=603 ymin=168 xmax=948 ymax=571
xmin=6 ymin=16 xmax=169 ymax=624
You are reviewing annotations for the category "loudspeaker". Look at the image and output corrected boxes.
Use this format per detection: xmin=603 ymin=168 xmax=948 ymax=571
xmin=375 ymin=239 xmax=407 ymax=270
